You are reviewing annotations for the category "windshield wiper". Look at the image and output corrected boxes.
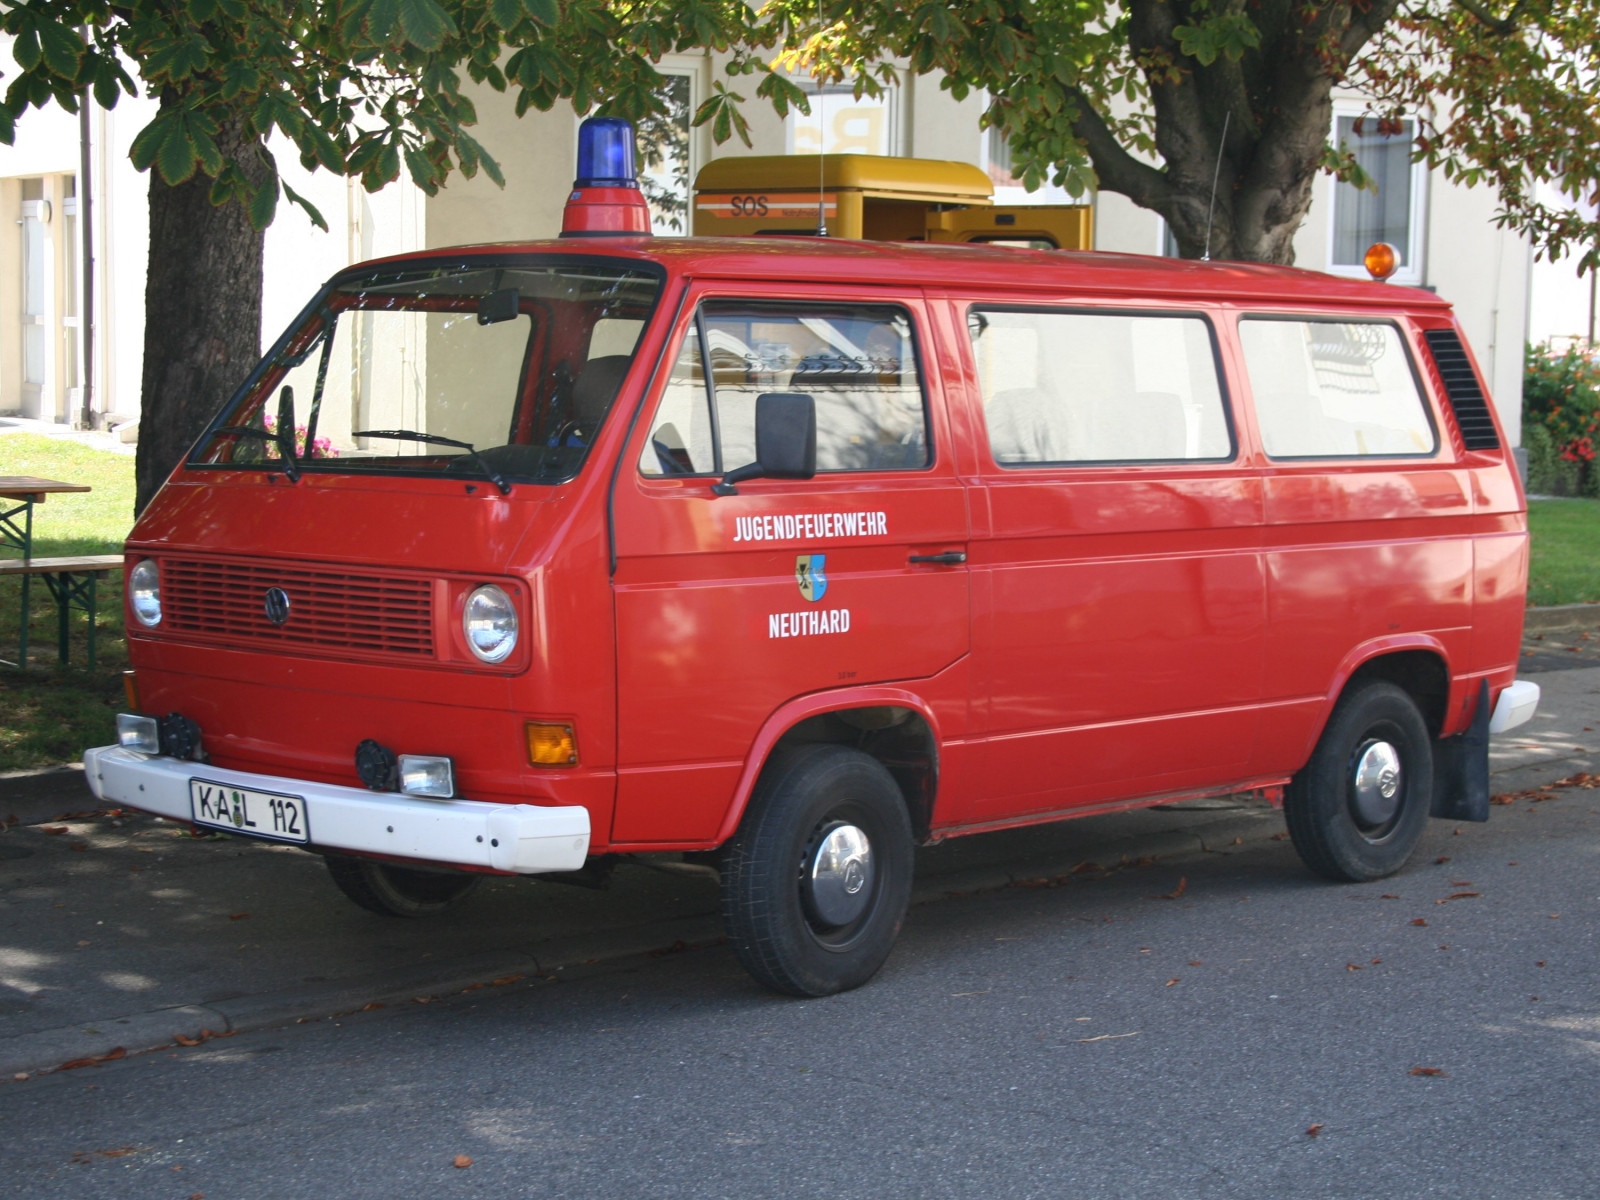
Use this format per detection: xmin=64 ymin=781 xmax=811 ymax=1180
xmin=353 ymin=430 xmax=512 ymax=495
xmin=216 ymin=426 xmax=301 ymax=482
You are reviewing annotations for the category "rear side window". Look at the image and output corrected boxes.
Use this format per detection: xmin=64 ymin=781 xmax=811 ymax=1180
xmin=640 ymin=301 xmax=929 ymax=476
xmin=968 ymin=309 xmax=1232 ymax=466
xmin=1239 ymin=319 xmax=1436 ymax=458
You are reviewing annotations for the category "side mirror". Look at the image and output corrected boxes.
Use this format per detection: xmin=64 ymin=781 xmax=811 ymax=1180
xmin=477 ymin=286 xmax=521 ymax=326
xmin=713 ymin=392 xmax=816 ymax=496
xmin=276 ymin=385 xmax=300 ymax=482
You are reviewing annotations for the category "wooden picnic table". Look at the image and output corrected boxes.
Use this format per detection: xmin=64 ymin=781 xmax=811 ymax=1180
xmin=0 ymin=476 xmax=113 ymax=670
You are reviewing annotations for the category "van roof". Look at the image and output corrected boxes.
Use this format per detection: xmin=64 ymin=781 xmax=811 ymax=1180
xmin=359 ymin=236 xmax=1454 ymax=312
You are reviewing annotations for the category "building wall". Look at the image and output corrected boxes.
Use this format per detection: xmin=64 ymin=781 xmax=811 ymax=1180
xmin=0 ymin=63 xmax=1542 ymax=449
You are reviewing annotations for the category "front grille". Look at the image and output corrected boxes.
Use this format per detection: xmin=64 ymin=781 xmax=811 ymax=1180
xmin=162 ymin=557 xmax=434 ymax=660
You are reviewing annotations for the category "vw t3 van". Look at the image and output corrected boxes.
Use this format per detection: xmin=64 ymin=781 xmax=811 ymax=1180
xmin=85 ymin=236 xmax=1539 ymax=996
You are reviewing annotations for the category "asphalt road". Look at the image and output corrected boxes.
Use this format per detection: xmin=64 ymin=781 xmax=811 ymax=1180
xmin=2 ymin=679 xmax=1598 ymax=1198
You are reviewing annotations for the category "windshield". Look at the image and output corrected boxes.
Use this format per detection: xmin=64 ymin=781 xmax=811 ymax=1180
xmin=192 ymin=257 xmax=664 ymax=485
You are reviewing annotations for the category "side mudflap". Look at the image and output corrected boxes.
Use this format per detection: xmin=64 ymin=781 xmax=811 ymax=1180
xmin=1430 ymin=679 xmax=1491 ymax=822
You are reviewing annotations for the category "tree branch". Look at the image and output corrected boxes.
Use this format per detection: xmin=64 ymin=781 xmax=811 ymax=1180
xmin=1449 ymin=0 xmax=1524 ymax=36
xmin=1068 ymin=89 xmax=1171 ymax=209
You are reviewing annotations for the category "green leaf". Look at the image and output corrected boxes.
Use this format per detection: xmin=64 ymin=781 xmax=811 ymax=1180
xmin=38 ymin=19 xmax=86 ymax=78
xmin=489 ymin=0 xmax=524 ymax=31
xmin=12 ymin=28 xmax=41 ymax=73
xmin=190 ymin=121 xmax=224 ymax=177
xmin=395 ymin=0 xmax=457 ymax=50
xmin=129 ymin=112 xmax=172 ymax=172
xmin=522 ymin=0 xmax=558 ymax=25
xmin=156 ymin=117 xmax=199 ymax=185
xmin=0 ymin=106 xmax=14 ymax=146
xmin=304 ymin=123 xmax=345 ymax=173
xmin=248 ymin=173 xmax=279 ymax=230
xmin=283 ymin=181 xmax=329 ymax=232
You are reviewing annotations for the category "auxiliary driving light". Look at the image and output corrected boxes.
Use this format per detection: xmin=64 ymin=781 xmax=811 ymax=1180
xmin=116 ymin=713 xmax=160 ymax=755
xmin=398 ymin=754 xmax=455 ymax=799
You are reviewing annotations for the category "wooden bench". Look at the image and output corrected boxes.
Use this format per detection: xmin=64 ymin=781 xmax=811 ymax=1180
xmin=0 ymin=555 xmax=123 ymax=669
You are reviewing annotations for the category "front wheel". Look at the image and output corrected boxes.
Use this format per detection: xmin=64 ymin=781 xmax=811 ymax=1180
xmin=1284 ymin=680 xmax=1433 ymax=882
xmin=324 ymin=854 xmax=481 ymax=917
xmin=720 ymin=745 xmax=914 ymax=997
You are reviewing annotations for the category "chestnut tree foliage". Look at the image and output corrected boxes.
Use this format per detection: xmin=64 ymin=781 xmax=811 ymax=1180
xmin=0 ymin=0 xmax=1595 ymax=499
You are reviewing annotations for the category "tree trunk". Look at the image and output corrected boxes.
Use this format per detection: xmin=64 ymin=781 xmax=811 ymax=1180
xmin=135 ymin=113 xmax=267 ymax=515
xmin=1071 ymin=0 xmax=1407 ymax=265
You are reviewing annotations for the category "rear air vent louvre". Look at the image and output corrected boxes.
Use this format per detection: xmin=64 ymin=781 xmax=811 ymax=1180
xmin=1423 ymin=329 xmax=1501 ymax=451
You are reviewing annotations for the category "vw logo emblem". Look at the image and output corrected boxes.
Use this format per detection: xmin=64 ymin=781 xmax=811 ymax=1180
xmin=263 ymin=586 xmax=291 ymax=626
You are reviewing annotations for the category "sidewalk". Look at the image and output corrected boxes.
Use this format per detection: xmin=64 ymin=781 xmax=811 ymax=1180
xmin=0 ymin=664 xmax=1594 ymax=1079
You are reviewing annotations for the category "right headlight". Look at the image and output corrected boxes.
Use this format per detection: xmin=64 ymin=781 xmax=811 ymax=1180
xmin=463 ymin=584 xmax=517 ymax=663
xmin=129 ymin=558 xmax=162 ymax=627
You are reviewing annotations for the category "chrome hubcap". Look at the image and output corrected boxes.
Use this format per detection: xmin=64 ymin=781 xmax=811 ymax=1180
xmin=1351 ymin=739 xmax=1403 ymax=826
xmin=803 ymin=822 xmax=875 ymax=927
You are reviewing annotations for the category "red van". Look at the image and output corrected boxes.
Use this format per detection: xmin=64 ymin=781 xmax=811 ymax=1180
xmin=85 ymin=236 xmax=1540 ymax=996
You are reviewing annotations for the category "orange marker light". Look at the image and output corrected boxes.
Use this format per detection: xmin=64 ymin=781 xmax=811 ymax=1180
xmin=526 ymin=722 xmax=577 ymax=767
xmin=122 ymin=669 xmax=140 ymax=712
xmin=1364 ymin=242 xmax=1400 ymax=281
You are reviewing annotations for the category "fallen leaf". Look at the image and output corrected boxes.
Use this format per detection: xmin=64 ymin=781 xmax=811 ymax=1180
xmin=173 ymin=1033 xmax=201 ymax=1047
xmin=1069 ymin=861 xmax=1101 ymax=874
xmin=491 ymin=974 xmax=525 ymax=987
xmin=1434 ymin=856 xmax=1451 ymax=864
xmin=1409 ymin=1067 xmax=1446 ymax=1077
xmin=1447 ymin=892 xmax=1481 ymax=900
xmin=68 ymin=843 xmax=87 ymax=851
xmin=1551 ymin=913 xmax=1561 ymax=919
xmin=412 ymin=996 xmax=436 ymax=1005
xmin=648 ymin=940 xmax=690 ymax=958
xmin=1411 ymin=918 xmax=1428 ymax=927
xmin=951 ymin=989 xmax=992 ymax=997
xmin=1371 ymin=958 xmax=1382 ymax=964
xmin=1537 ymin=961 xmax=1546 ymax=967
xmin=1346 ymin=963 xmax=1362 ymax=971
xmin=12 ymin=1073 xmax=27 ymax=1082
xmin=1306 ymin=1123 xmax=1324 ymax=1137
xmin=228 ymin=913 xmax=251 ymax=921
xmin=1188 ymin=960 xmax=1203 ymax=966
xmin=56 ymin=1057 xmax=100 ymax=1071
xmin=1380 ymin=894 xmax=1399 ymax=900
xmin=453 ymin=1155 xmax=473 ymax=1169
xmin=359 ymin=1002 xmax=384 ymax=1012
xmin=1165 ymin=978 xmax=1179 ymax=987
xmin=1450 ymin=881 xmax=1474 ymax=887
xmin=98 ymin=1145 xmax=139 ymax=1157
xmin=1159 ymin=877 xmax=1188 ymax=900
xmin=41 ymin=826 xmax=68 ymax=836
xmin=190 ymin=1193 xmax=205 ymax=1200
xmin=1272 ymin=832 xmax=1289 ymax=841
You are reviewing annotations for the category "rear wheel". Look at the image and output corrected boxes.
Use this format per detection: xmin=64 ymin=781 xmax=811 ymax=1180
xmin=324 ymin=855 xmax=481 ymax=917
xmin=1284 ymin=681 xmax=1433 ymax=882
xmin=720 ymin=745 xmax=914 ymax=997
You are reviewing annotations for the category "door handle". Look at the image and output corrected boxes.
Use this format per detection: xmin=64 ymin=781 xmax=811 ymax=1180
xmin=909 ymin=551 xmax=967 ymax=565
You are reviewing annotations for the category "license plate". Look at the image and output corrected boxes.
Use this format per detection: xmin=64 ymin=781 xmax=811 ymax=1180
xmin=189 ymin=779 xmax=310 ymax=844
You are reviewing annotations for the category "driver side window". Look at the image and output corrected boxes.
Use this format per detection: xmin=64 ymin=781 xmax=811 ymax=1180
xmin=640 ymin=301 xmax=929 ymax=477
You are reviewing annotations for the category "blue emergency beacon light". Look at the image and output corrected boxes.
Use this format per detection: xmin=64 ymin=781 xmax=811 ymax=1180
xmin=561 ymin=117 xmax=652 ymax=237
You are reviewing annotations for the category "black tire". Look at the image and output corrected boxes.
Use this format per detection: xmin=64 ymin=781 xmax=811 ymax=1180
xmin=720 ymin=745 xmax=914 ymax=997
xmin=1284 ymin=680 xmax=1434 ymax=882
xmin=324 ymin=854 xmax=481 ymax=917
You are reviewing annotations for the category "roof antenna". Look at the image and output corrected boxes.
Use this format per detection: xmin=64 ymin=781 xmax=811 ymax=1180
xmin=1201 ymin=110 xmax=1231 ymax=262
xmin=814 ymin=78 xmax=829 ymax=237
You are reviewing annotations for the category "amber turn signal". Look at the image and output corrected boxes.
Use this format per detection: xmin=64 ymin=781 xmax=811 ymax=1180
xmin=1364 ymin=241 xmax=1400 ymax=281
xmin=122 ymin=669 xmax=140 ymax=712
xmin=526 ymin=722 xmax=577 ymax=767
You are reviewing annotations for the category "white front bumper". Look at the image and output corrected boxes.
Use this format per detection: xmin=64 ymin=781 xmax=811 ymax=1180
xmin=82 ymin=745 xmax=590 ymax=874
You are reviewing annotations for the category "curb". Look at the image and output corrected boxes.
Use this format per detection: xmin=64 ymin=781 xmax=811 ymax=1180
xmin=1525 ymin=603 xmax=1600 ymax=634
xmin=0 ymin=764 xmax=105 ymax=828
xmin=0 ymin=807 xmax=1285 ymax=1080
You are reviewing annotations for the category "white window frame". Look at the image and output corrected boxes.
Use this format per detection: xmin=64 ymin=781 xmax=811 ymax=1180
xmin=786 ymin=77 xmax=902 ymax=158
xmin=1324 ymin=99 xmax=1429 ymax=287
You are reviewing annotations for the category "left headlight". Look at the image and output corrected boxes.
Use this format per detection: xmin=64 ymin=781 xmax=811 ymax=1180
xmin=463 ymin=584 xmax=517 ymax=663
xmin=129 ymin=558 xmax=162 ymax=626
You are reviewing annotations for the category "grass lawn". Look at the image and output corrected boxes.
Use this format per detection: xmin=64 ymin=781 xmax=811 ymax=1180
xmin=1527 ymin=498 xmax=1600 ymax=608
xmin=1 ymin=434 xmax=136 ymax=772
